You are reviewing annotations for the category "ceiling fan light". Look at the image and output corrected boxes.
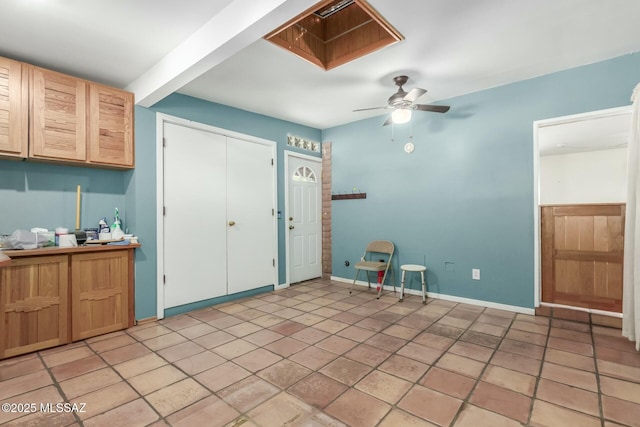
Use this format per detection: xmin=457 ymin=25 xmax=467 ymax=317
xmin=391 ymin=108 xmax=412 ymax=124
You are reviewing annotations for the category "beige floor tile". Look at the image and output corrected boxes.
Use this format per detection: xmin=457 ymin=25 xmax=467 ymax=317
xmin=602 ymin=395 xmax=640 ymax=426
xmin=0 ymin=386 xmax=65 ymax=425
xmin=60 ymin=367 xmax=121 ymax=399
xmin=213 ymin=339 xmax=258 ymax=359
xmin=510 ymin=320 xmax=549 ymax=335
xmin=355 ymin=370 xmax=412 ymax=404
xmin=218 ymin=376 xmax=280 ymax=412
xmin=470 ymin=321 xmax=507 ymax=337
xmin=325 ymin=388 xmax=391 ymax=427
xmin=193 ymin=330 xmax=236 ymax=349
xmin=129 ymin=324 xmax=173 ymax=341
xmin=378 ymin=409 xmax=438 ymax=427
xmin=540 ymin=362 xmax=597 ymax=392
xmin=178 ymin=323 xmax=217 ymax=339
xmin=233 ymin=348 xmax=282 ymax=372
xmin=313 ymin=318 xmax=350 ymax=334
xmin=101 ymin=342 xmax=151 ymax=365
xmin=448 ymin=341 xmax=494 ymax=362
xmin=469 ymin=381 xmax=532 ymax=423
xmin=249 ymin=392 xmax=344 ymax=427
xmin=499 ymin=339 xmax=545 ymax=360
xmin=291 ymin=326 xmax=331 ymax=344
xmin=317 ymin=335 xmax=358 ymax=355
xmin=437 ymin=353 xmax=486 ymax=379
xmin=0 ymin=355 xmax=44 ymax=381
xmin=88 ymin=334 xmax=137 ymax=353
xmin=0 ymin=370 xmax=52 ymax=400
xmin=320 ymin=357 xmax=372 ymax=386
xmin=50 ymin=355 xmax=107 ymax=382
xmin=157 ymin=341 xmax=206 ymax=363
xmin=129 ymin=364 xmax=186 ymax=395
xmin=536 ymin=378 xmax=599 ymax=416
xmin=454 ymin=404 xmax=523 ymax=427
xmin=159 ymin=314 xmax=202 ymax=331
xmin=173 ymin=350 xmax=226 ymax=375
xmin=77 ymin=381 xmax=139 ymax=420
xmin=505 ymin=329 xmax=547 ymax=346
xmin=600 ymin=375 xmax=640 ymax=404
xmin=344 ymin=343 xmax=392 ymax=367
xmin=263 ymin=337 xmax=308 ymax=357
xmin=420 ymin=367 xmax=476 ymax=399
xmin=481 ymin=365 xmax=536 ymax=396
xmin=383 ymin=324 xmax=421 ymax=340
xmin=146 ymin=378 xmax=211 ymax=417
xmin=41 ymin=346 xmax=94 ymax=368
xmin=491 ymin=350 xmax=542 ymax=376
xmin=289 ymin=345 xmax=339 ymax=370
xmin=530 ymin=400 xmax=601 ymax=427
xmin=84 ymin=398 xmax=159 ymax=427
xmin=548 ymin=336 xmax=593 ymax=356
xmin=166 ymin=395 xmax=239 ymax=427
xmin=113 ymin=353 xmax=168 ymax=378
xmin=289 ymin=372 xmax=348 ymax=409
xmin=597 ymin=359 xmax=640 ymax=382
xmin=243 ymin=329 xmax=284 ymax=346
xmin=378 ymin=354 xmax=430 ymax=382
xmin=544 ymin=348 xmax=595 ymax=372
xmin=143 ymin=331 xmax=188 ymax=351
xmin=195 ymin=361 xmax=251 ymax=392
xmin=257 ymin=359 xmax=312 ymax=389
xmin=398 ymin=385 xmax=462 ymax=426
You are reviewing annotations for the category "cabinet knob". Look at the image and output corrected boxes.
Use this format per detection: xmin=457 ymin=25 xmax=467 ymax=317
xmin=289 ymin=225 xmax=295 ymax=230
xmin=228 ymin=221 xmax=236 ymax=226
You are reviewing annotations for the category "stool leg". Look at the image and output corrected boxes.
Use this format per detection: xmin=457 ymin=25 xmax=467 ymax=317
xmin=400 ymin=270 xmax=406 ymax=302
xmin=420 ymin=271 xmax=426 ymax=304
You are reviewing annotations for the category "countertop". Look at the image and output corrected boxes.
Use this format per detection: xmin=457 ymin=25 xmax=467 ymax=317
xmin=2 ymin=243 xmax=141 ymax=260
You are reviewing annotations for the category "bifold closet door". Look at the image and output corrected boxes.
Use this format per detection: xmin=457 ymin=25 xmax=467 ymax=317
xmin=163 ymin=123 xmax=227 ymax=308
xmin=226 ymin=137 xmax=276 ymax=294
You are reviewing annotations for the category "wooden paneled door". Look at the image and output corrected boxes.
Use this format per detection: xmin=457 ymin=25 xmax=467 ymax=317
xmin=541 ymin=204 xmax=625 ymax=312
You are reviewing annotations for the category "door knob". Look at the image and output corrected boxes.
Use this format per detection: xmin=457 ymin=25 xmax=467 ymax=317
xmin=228 ymin=221 xmax=236 ymax=226
xmin=289 ymin=225 xmax=295 ymax=230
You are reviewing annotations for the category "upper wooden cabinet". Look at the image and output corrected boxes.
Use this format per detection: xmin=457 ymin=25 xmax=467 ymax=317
xmin=0 ymin=57 xmax=28 ymax=159
xmin=30 ymin=66 xmax=87 ymax=161
xmin=0 ymin=55 xmax=134 ymax=169
xmin=88 ymin=84 xmax=134 ymax=167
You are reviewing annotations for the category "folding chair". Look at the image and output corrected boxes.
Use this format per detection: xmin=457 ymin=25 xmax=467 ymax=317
xmin=349 ymin=240 xmax=396 ymax=299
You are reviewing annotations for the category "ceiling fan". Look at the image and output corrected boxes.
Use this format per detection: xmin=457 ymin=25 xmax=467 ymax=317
xmin=354 ymin=75 xmax=450 ymax=126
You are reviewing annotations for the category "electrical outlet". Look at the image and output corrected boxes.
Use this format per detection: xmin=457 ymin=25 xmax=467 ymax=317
xmin=472 ymin=269 xmax=480 ymax=280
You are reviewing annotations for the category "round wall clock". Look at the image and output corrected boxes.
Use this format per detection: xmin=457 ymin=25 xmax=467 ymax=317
xmin=404 ymin=142 xmax=415 ymax=153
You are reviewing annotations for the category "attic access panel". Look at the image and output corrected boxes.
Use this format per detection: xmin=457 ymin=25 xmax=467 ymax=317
xmin=264 ymin=0 xmax=403 ymax=71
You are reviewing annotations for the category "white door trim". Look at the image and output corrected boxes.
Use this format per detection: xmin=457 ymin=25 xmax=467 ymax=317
xmin=283 ymin=150 xmax=322 ymax=289
xmin=531 ymin=105 xmax=632 ymax=309
xmin=156 ymin=113 xmax=278 ymax=319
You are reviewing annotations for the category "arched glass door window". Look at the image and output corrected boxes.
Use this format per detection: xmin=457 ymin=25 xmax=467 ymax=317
xmin=293 ymin=166 xmax=317 ymax=182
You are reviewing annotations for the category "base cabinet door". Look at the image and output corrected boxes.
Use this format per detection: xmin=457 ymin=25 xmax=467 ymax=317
xmin=0 ymin=256 xmax=69 ymax=359
xmin=71 ymin=251 xmax=129 ymax=341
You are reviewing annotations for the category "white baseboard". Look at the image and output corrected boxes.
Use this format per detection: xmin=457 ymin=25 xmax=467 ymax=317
xmin=331 ymin=275 xmax=535 ymax=315
xmin=275 ymin=282 xmax=289 ymax=290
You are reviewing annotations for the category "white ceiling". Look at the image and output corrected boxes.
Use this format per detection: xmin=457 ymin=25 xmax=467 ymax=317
xmin=1 ymin=0 xmax=639 ymax=130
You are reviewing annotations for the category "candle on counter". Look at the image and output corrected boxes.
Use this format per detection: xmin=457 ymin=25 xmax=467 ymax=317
xmin=76 ymin=185 xmax=81 ymax=230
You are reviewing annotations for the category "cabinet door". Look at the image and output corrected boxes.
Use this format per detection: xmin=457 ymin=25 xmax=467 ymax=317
xmin=0 ymin=56 xmax=28 ymax=159
xmin=30 ymin=67 xmax=86 ymax=161
xmin=71 ymin=251 xmax=129 ymax=341
xmin=88 ymin=84 xmax=134 ymax=168
xmin=0 ymin=256 xmax=69 ymax=359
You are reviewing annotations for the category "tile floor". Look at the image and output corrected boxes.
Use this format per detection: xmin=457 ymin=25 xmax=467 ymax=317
xmin=1 ymin=278 xmax=640 ymax=426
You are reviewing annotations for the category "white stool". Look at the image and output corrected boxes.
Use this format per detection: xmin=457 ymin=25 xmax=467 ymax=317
xmin=400 ymin=264 xmax=427 ymax=304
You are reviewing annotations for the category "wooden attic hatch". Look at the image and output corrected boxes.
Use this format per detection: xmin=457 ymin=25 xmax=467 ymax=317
xmin=264 ymin=0 xmax=403 ymax=70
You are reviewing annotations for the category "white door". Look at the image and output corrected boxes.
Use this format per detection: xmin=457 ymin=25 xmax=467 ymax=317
xmin=288 ymin=154 xmax=322 ymax=283
xmin=163 ymin=123 xmax=227 ymax=308
xmin=227 ymin=137 xmax=277 ymax=294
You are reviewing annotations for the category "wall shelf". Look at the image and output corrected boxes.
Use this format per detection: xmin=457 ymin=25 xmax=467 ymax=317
xmin=331 ymin=193 xmax=366 ymax=200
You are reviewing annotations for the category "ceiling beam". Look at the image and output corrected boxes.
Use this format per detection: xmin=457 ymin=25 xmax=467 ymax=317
xmin=127 ymin=0 xmax=318 ymax=107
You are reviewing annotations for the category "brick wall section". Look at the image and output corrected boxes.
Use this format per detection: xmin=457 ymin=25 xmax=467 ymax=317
xmin=322 ymin=143 xmax=332 ymax=278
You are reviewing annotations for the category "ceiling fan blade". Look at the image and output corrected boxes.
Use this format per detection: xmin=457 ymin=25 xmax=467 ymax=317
xmin=414 ymin=104 xmax=451 ymax=113
xmin=404 ymin=88 xmax=427 ymax=103
xmin=382 ymin=116 xmax=393 ymax=126
xmin=353 ymin=106 xmax=390 ymax=112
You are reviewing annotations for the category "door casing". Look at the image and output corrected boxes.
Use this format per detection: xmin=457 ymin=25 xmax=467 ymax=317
xmin=284 ymin=150 xmax=322 ymax=288
xmin=156 ymin=113 xmax=278 ymax=319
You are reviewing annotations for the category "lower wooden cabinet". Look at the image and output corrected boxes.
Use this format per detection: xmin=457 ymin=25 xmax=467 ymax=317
xmin=0 ymin=246 xmax=136 ymax=359
xmin=71 ymin=251 xmax=129 ymax=341
xmin=0 ymin=255 xmax=69 ymax=359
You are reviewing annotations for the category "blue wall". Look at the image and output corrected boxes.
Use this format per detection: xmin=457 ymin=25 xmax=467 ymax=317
xmin=324 ymin=53 xmax=640 ymax=308
xmin=1 ymin=53 xmax=637 ymax=318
